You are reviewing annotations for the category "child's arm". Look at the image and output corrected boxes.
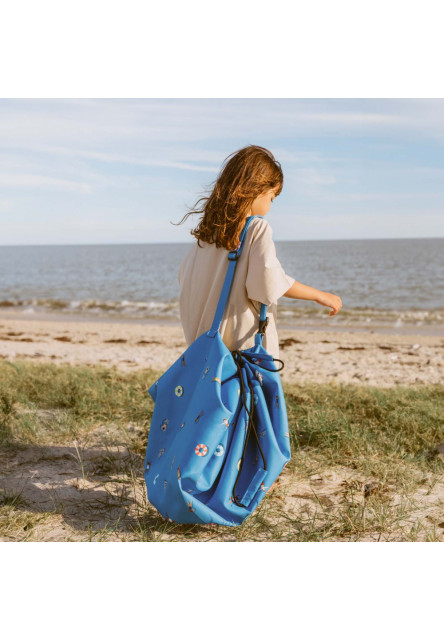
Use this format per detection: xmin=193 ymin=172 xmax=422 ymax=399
xmin=283 ymin=280 xmax=343 ymax=317
xmin=245 ymin=218 xmax=342 ymax=316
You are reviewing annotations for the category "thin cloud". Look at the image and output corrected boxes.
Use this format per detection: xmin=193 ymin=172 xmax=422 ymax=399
xmin=293 ymin=167 xmax=337 ymax=187
xmin=0 ymin=143 xmax=221 ymax=173
xmin=40 ymin=146 xmax=220 ymax=172
xmin=0 ymin=99 xmax=443 ymax=243
xmin=2 ymin=99 xmax=444 ymax=147
xmin=315 ymin=191 xmax=444 ymax=203
xmin=0 ymin=173 xmax=91 ymax=193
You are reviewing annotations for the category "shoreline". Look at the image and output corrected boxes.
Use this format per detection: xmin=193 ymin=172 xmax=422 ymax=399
xmin=0 ymin=313 xmax=442 ymax=388
xmin=0 ymin=309 xmax=443 ymax=337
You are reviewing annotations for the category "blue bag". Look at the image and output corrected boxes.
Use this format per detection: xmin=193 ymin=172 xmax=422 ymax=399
xmin=143 ymin=214 xmax=291 ymax=526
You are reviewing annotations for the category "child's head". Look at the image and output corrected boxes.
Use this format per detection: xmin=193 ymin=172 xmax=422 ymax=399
xmin=176 ymin=145 xmax=283 ymax=251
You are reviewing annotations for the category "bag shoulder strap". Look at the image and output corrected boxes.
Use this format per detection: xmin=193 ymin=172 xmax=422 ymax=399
xmin=206 ymin=214 xmax=268 ymax=338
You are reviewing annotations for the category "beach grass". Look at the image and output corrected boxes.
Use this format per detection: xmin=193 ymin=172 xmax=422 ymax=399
xmin=0 ymin=360 xmax=443 ymax=541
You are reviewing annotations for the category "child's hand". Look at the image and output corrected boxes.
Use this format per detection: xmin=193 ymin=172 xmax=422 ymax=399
xmin=315 ymin=291 xmax=343 ymax=316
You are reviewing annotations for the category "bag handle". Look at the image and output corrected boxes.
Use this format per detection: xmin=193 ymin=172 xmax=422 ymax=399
xmin=206 ymin=214 xmax=268 ymax=339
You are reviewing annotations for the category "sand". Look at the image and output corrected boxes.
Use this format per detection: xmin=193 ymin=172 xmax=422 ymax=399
xmin=1 ymin=312 xmax=443 ymax=541
xmin=0 ymin=312 xmax=442 ymax=387
xmin=1 ymin=442 xmax=443 ymax=541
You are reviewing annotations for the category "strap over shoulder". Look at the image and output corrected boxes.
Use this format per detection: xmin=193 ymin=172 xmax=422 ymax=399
xmin=207 ymin=215 xmax=269 ymax=339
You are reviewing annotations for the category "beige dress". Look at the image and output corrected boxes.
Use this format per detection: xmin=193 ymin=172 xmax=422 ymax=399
xmin=178 ymin=215 xmax=295 ymax=361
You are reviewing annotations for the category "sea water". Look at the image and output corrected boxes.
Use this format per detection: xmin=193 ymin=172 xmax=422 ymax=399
xmin=0 ymin=238 xmax=443 ymax=333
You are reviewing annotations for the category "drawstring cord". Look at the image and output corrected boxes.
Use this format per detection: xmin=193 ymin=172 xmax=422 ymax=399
xmin=229 ymin=348 xmax=285 ymax=508
xmin=239 ymin=350 xmax=285 ymax=372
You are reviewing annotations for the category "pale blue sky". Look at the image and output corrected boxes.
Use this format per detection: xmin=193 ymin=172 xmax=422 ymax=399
xmin=0 ymin=98 xmax=443 ymax=245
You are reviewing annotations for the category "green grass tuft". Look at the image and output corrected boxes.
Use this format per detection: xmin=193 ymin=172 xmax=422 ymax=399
xmin=0 ymin=361 xmax=442 ymax=542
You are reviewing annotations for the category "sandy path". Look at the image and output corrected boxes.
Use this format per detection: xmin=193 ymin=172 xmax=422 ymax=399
xmin=1 ymin=436 xmax=442 ymax=541
xmin=0 ymin=314 xmax=443 ymax=387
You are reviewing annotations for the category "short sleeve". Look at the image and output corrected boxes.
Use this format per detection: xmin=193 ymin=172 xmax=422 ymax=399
xmin=246 ymin=219 xmax=295 ymax=306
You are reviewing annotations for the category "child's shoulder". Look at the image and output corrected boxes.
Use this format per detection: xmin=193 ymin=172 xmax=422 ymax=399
xmin=249 ymin=215 xmax=270 ymax=231
xmin=248 ymin=215 xmax=272 ymax=240
xmin=250 ymin=214 xmax=269 ymax=226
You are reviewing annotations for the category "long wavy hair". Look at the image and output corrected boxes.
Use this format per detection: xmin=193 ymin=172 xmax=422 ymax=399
xmin=172 ymin=145 xmax=283 ymax=251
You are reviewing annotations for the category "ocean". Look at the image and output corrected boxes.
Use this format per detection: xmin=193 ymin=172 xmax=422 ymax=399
xmin=0 ymin=237 xmax=443 ymax=334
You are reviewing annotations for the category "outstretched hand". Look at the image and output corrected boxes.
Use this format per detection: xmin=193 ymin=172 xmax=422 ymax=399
xmin=315 ymin=291 xmax=343 ymax=316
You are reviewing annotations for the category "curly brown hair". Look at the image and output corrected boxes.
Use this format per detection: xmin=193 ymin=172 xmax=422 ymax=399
xmin=172 ymin=145 xmax=283 ymax=251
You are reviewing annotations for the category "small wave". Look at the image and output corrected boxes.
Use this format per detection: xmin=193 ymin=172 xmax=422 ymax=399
xmin=276 ymin=304 xmax=444 ymax=327
xmin=0 ymin=297 xmax=180 ymax=319
xmin=0 ymin=297 xmax=443 ymax=328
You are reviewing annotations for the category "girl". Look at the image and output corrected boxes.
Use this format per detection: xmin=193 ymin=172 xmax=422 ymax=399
xmin=175 ymin=145 xmax=342 ymax=361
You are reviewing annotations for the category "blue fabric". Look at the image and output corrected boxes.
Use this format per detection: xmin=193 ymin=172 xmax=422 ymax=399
xmin=143 ymin=214 xmax=291 ymax=526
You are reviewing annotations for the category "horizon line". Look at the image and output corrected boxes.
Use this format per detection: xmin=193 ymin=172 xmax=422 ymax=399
xmin=0 ymin=235 xmax=443 ymax=248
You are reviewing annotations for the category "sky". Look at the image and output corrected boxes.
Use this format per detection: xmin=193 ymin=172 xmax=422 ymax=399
xmin=0 ymin=98 xmax=443 ymax=245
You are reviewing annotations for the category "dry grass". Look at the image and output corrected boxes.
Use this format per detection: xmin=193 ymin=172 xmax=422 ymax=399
xmin=0 ymin=360 xmax=443 ymax=541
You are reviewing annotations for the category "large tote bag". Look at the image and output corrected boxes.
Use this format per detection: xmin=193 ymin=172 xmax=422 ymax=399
xmin=143 ymin=214 xmax=291 ymax=526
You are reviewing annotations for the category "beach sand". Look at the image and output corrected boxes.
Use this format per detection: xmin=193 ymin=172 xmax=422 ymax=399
xmin=0 ymin=312 xmax=443 ymax=387
xmin=1 ymin=312 xmax=443 ymax=541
